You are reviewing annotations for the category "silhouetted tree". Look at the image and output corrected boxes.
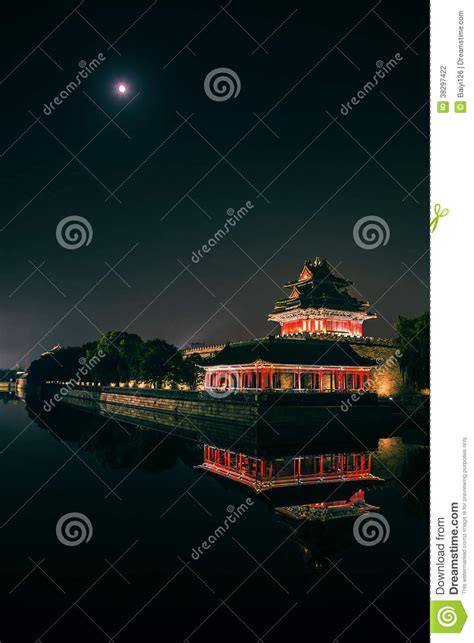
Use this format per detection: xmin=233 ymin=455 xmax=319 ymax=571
xmin=27 ymin=332 xmax=195 ymax=389
xmin=396 ymin=313 xmax=429 ymax=391
xmin=28 ymin=347 xmax=85 ymax=383
xmin=94 ymin=331 xmax=144 ymax=384
xmin=180 ymin=354 xmax=205 ymax=389
xmin=0 ymin=368 xmax=17 ymax=382
xmin=139 ymin=339 xmax=183 ymax=388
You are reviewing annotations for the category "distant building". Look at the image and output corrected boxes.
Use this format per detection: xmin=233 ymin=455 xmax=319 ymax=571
xmin=181 ymin=343 xmax=225 ymax=360
xmin=41 ymin=344 xmax=63 ymax=357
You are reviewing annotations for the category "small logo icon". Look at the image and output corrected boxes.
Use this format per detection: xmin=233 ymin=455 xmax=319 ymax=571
xmin=437 ymin=101 xmax=449 ymax=113
xmin=56 ymin=512 xmax=93 ymax=546
xmin=430 ymin=203 xmax=449 ymax=233
xmin=455 ymin=101 xmax=466 ymax=113
xmin=430 ymin=601 xmax=468 ymax=633
xmin=353 ymin=512 xmax=390 ymax=546
xmin=56 ymin=216 xmax=93 ymax=250
xmin=204 ymin=68 xmax=241 ymax=102
xmin=353 ymin=216 xmax=390 ymax=250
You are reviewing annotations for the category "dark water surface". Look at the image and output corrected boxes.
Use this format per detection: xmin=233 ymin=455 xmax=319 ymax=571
xmin=0 ymin=393 xmax=429 ymax=642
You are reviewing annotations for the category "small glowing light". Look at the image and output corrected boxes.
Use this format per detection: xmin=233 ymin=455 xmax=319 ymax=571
xmin=118 ymin=83 xmax=127 ymax=94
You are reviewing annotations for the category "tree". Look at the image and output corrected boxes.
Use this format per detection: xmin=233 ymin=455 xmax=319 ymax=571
xmin=25 ymin=332 xmax=193 ymax=390
xmin=0 ymin=368 xmax=18 ymax=382
xmin=395 ymin=313 xmax=429 ymax=391
xmin=139 ymin=339 xmax=183 ymax=388
xmin=94 ymin=331 xmax=144 ymax=384
xmin=179 ymin=354 xmax=205 ymax=389
xmin=28 ymin=347 xmax=85 ymax=383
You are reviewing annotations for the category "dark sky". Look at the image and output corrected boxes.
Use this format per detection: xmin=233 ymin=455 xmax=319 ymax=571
xmin=0 ymin=0 xmax=429 ymax=367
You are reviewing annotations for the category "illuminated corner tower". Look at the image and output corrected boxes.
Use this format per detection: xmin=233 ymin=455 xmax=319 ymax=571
xmin=268 ymin=258 xmax=376 ymax=338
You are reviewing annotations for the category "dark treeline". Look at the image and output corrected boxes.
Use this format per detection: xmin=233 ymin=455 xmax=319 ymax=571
xmin=395 ymin=312 xmax=429 ymax=391
xmin=28 ymin=331 xmax=204 ymax=389
xmin=0 ymin=368 xmax=18 ymax=382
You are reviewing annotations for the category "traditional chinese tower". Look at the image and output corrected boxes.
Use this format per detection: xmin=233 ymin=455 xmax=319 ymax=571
xmin=268 ymin=257 xmax=376 ymax=337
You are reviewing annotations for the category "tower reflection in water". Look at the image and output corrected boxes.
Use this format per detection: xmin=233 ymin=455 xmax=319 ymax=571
xmin=197 ymin=444 xmax=383 ymax=516
xmin=195 ymin=441 xmax=388 ymax=572
xmin=198 ymin=444 xmax=381 ymax=492
xmin=23 ymin=392 xmax=428 ymax=576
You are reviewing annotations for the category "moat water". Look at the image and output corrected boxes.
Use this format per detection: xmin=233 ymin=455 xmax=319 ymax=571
xmin=0 ymin=392 xmax=429 ymax=642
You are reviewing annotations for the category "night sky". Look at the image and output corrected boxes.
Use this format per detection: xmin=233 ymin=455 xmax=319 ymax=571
xmin=0 ymin=0 xmax=429 ymax=367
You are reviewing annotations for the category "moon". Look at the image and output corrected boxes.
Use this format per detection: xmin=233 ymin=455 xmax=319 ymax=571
xmin=117 ymin=83 xmax=127 ymax=94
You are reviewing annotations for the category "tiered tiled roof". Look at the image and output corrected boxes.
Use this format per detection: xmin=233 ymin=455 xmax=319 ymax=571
xmin=271 ymin=258 xmax=370 ymax=315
